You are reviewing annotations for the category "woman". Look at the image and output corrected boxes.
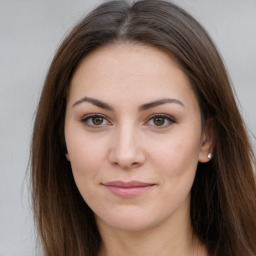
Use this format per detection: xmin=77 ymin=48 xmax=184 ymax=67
xmin=31 ymin=0 xmax=256 ymax=255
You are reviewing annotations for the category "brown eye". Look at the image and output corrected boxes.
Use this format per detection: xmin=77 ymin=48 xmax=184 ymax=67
xmin=82 ymin=114 xmax=110 ymax=128
xmin=153 ymin=117 xmax=165 ymax=126
xmin=147 ymin=114 xmax=175 ymax=129
xmin=92 ymin=116 xmax=104 ymax=125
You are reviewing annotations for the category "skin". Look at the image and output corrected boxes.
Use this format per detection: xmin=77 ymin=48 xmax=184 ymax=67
xmin=65 ymin=43 xmax=213 ymax=256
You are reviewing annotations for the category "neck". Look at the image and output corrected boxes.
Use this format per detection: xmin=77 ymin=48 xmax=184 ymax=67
xmin=97 ymin=199 xmax=207 ymax=256
xmin=98 ymin=229 xmax=202 ymax=256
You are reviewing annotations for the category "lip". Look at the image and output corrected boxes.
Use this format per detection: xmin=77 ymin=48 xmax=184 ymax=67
xmin=102 ymin=180 xmax=155 ymax=198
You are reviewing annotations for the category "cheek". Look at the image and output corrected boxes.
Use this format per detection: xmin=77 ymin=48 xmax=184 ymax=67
xmin=66 ymin=136 xmax=112 ymax=215
xmin=70 ymin=142 xmax=104 ymax=172
xmin=150 ymin=137 xmax=200 ymax=180
xmin=67 ymin=139 xmax=106 ymax=204
xmin=66 ymin=130 xmax=108 ymax=185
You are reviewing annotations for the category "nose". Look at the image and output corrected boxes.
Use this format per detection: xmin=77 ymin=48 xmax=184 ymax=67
xmin=108 ymin=124 xmax=146 ymax=169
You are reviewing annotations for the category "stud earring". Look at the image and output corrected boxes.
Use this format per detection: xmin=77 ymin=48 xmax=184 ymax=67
xmin=207 ymin=153 xmax=213 ymax=159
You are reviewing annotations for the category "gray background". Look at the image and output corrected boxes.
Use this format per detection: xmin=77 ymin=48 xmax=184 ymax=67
xmin=0 ymin=0 xmax=255 ymax=255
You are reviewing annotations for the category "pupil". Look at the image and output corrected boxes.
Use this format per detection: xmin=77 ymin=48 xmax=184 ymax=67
xmin=93 ymin=117 xmax=103 ymax=125
xmin=154 ymin=117 xmax=165 ymax=126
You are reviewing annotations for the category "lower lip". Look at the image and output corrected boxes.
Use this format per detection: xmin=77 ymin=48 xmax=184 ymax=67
xmin=104 ymin=185 xmax=154 ymax=198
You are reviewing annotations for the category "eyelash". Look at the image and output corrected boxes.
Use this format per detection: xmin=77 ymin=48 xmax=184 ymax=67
xmin=145 ymin=114 xmax=175 ymax=129
xmin=81 ymin=114 xmax=111 ymax=128
xmin=81 ymin=113 xmax=175 ymax=129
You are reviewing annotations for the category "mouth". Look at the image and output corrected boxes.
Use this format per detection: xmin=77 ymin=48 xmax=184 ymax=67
xmin=102 ymin=180 xmax=155 ymax=198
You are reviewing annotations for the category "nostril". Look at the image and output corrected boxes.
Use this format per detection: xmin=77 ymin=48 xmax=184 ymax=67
xmin=111 ymin=161 xmax=141 ymax=169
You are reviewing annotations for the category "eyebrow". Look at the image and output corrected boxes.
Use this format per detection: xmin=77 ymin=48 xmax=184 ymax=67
xmin=72 ymin=97 xmax=184 ymax=111
xmin=138 ymin=98 xmax=184 ymax=111
xmin=72 ymin=97 xmax=114 ymax=111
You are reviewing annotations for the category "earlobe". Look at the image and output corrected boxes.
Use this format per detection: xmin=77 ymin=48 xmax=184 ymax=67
xmin=198 ymin=119 xmax=215 ymax=163
xmin=198 ymin=135 xmax=214 ymax=163
xmin=66 ymin=153 xmax=70 ymax=161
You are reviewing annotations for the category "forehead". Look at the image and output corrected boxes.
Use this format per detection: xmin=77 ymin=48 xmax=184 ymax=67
xmin=71 ymin=42 xmax=183 ymax=84
xmin=69 ymin=43 xmax=198 ymax=109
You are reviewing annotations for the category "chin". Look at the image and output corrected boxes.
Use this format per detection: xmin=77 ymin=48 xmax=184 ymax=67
xmin=95 ymin=207 xmax=165 ymax=233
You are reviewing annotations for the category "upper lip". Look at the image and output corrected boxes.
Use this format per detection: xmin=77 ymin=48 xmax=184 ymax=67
xmin=103 ymin=180 xmax=154 ymax=187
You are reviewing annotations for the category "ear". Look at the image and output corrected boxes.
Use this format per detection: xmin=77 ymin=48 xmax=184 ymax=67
xmin=198 ymin=118 xmax=215 ymax=163
xmin=65 ymin=153 xmax=70 ymax=161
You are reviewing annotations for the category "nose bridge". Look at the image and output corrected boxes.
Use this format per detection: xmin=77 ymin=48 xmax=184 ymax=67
xmin=108 ymin=120 xmax=145 ymax=168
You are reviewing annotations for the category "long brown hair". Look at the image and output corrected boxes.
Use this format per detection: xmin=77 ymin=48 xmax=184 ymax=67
xmin=31 ymin=1 xmax=256 ymax=255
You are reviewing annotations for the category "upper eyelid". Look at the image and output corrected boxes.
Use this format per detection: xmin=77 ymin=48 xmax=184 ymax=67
xmin=81 ymin=113 xmax=109 ymax=120
xmin=147 ymin=113 xmax=175 ymax=121
xmin=81 ymin=113 xmax=175 ymax=119
xmin=81 ymin=114 xmax=111 ymax=123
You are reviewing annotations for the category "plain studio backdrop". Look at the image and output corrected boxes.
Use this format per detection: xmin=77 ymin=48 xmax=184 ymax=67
xmin=0 ymin=0 xmax=255 ymax=255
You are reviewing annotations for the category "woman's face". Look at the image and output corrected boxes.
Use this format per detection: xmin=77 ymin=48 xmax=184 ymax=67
xmin=65 ymin=43 xmax=212 ymax=232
